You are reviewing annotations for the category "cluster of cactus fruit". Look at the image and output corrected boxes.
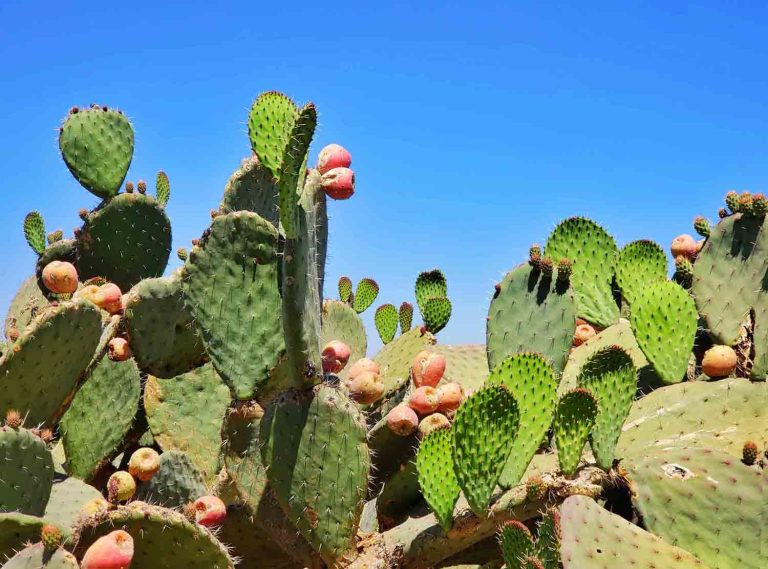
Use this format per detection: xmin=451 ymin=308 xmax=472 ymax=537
xmin=0 ymin=89 xmax=765 ymax=569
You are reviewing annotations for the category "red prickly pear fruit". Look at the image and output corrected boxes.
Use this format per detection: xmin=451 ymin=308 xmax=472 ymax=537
xmin=411 ymin=351 xmax=447 ymax=388
xmin=346 ymin=371 xmax=385 ymax=405
xmin=386 ymin=404 xmax=419 ymax=436
xmin=98 ymin=283 xmax=123 ymax=314
xmin=42 ymin=261 xmax=79 ymax=294
xmin=193 ymin=495 xmax=227 ymax=527
xmin=127 ymin=447 xmax=161 ymax=482
xmin=418 ymin=413 xmax=450 ymax=437
xmin=573 ymin=323 xmax=596 ymax=347
xmin=317 ymin=144 xmax=352 ymax=175
xmin=670 ymin=234 xmax=698 ymax=260
xmin=81 ymin=529 xmax=134 ymax=569
xmin=408 ymin=386 xmax=439 ymax=415
xmin=320 ymin=167 xmax=355 ymax=200
xmin=701 ymin=345 xmax=737 ymax=378
xmin=108 ymin=338 xmax=132 ymax=362
xmin=321 ymin=340 xmax=352 ymax=374
xmin=348 ymin=358 xmax=380 ymax=380
xmin=107 ymin=471 xmax=136 ymax=503
xmin=436 ymin=383 xmax=464 ymax=414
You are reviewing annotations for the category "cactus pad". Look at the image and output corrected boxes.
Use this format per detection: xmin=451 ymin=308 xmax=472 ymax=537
xmin=134 ymin=450 xmax=207 ymax=508
xmin=353 ymin=278 xmax=379 ymax=314
xmin=1 ymin=513 xmax=55 ymax=562
xmin=374 ymin=327 xmax=436 ymax=394
xmin=23 ymin=212 xmax=46 ymax=255
xmin=434 ymin=344 xmax=489 ymax=393
xmin=2 ymin=543 xmax=79 ymax=568
xmin=399 ymin=301 xmax=414 ymax=333
xmin=320 ymin=300 xmax=367 ymax=380
xmin=422 ymin=296 xmax=452 ymax=334
xmin=416 ymin=428 xmax=460 ymax=531
xmin=0 ymin=427 xmax=53 ymax=516
xmin=44 ymin=477 xmax=102 ymax=530
xmin=552 ymin=389 xmax=598 ymax=475
xmin=497 ymin=521 xmax=534 ymax=569
xmin=375 ymin=304 xmax=399 ymax=344
xmin=338 ymin=276 xmax=353 ymax=303
xmin=415 ymin=269 xmax=448 ymax=311
xmin=615 ymin=240 xmax=667 ymax=305
xmin=5 ymin=276 xmax=47 ymax=339
xmin=535 ymin=509 xmax=561 ymax=569
xmin=221 ymin=404 xmax=269 ymax=510
xmin=247 ymin=91 xmax=299 ymax=179
xmin=218 ymin=156 xmax=279 ymax=226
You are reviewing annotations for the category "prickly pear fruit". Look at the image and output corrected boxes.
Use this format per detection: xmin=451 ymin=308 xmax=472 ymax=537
xmin=108 ymin=338 xmax=133 ymax=362
xmin=41 ymin=524 xmax=63 ymax=552
xmin=42 ymin=261 xmax=79 ymax=294
xmin=418 ymin=413 xmax=450 ymax=437
xmin=321 ymin=167 xmax=355 ymax=200
xmin=193 ymin=495 xmax=227 ymax=527
xmin=317 ymin=144 xmax=352 ymax=175
xmin=346 ymin=371 xmax=385 ymax=404
xmin=348 ymin=358 xmax=380 ymax=380
xmin=107 ymin=471 xmax=136 ymax=503
xmin=701 ymin=345 xmax=737 ymax=378
xmin=409 ymin=386 xmax=439 ymax=415
xmin=670 ymin=234 xmax=697 ymax=260
xmin=76 ymin=283 xmax=123 ymax=314
xmin=321 ymin=340 xmax=352 ymax=373
xmin=573 ymin=323 xmax=596 ymax=347
xmin=81 ymin=530 xmax=134 ymax=569
xmin=81 ymin=497 xmax=110 ymax=517
xmin=386 ymin=403 xmax=419 ymax=436
xmin=127 ymin=447 xmax=161 ymax=482
xmin=436 ymin=383 xmax=464 ymax=414
xmin=411 ymin=351 xmax=447 ymax=388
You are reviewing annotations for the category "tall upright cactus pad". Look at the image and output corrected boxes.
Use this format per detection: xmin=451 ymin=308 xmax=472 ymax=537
xmin=486 ymin=353 xmax=558 ymax=488
xmin=375 ymin=304 xmax=399 ymax=344
xmin=615 ymin=240 xmax=667 ymax=305
xmin=487 ymin=263 xmax=577 ymax=374
xmin=58 ymin=106 xmax=134 ymax=199
xmin=353 ymin=278 xmax=380 ymax=314
xmin=416 ymin=428 xmax=460 ymax=531
xmin=422 ymin=296 xmax=452 ymax=334
xmin=0 ymin=427 xmax=53 ymax=516
xmin=144 ymin=364 xmax=230 ymax=480
xmin=183 ymin=211 xmax=284 ymax=399
xmin=218 ymin=156 xmax=279 ymax=226
xmin=415 ymin=269 xmax=448 ymax=311
xmin=552 ymin=389 xmax=598 ymax=476
xmin=4 ymin=276 xmax=47 ymax=339
xmin=77 ymin=193 xmax=172 ymax=291
xmin=2 ymin=543 xmax=79 ymax=569
xmin=0 ymin=300 xmax=102 ymax=426
xmin=626 ymin=447 xmax=764 ymax=569
xmin=35 ymin=240 xmax=77 ymax=300
xmin=630 ymin=280 xmax=697 ymax=383
xmin=399 ymin=301 xmax=414 ymax=333
xmin=320 ymin=300 xmax=367 ymax=380
xmin=135 ymin=450 xmax=207 ymax=508
xmin=261 ymin=385 xmax=370 ymax=565
xmin=60 ymin=357 xmax=141 ymax=481
xmin=497 ymin=521 xmax=535 ymax=569
xmin=23 ymin=212 xmax=46 ymax=255
xmin=124 ymin=275 xmax=206 ymax=378
xmin=155 ymin=170 xmax=170 ymax=207
xmin=247 ymin=91 xmax=299 ymax=179
xmin=221 ymin=404 xmax=269 ymax=510
xmin=692 ymin=213 xmax=768 ymax=379
xmin=577 ymin=346 xmax=636 ymax=469
xmin=559 ymin=496 xmax=709 ymax=569
xmin=338 ymin=276 xmax=353 ymax=303
xmin=452 ymin=385 xmax=519 ymax=515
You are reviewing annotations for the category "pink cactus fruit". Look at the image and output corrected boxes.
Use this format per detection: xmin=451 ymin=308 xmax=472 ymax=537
xmin=572 ymin=323 xmax=596 ymax=347
xmin=321 ymin=340 xmax=352 ymax=374
xmin=418 ymin=413 xmax=451 ymax=437
xmin=386 ymin=403 xmax=419 ymax=436
xmin=127 ymin=447 xmax=161 ymax=482
xmin=317 ymin=144 xmax=352 ymax=175
xmin=42 ymin=261 xmax=79 ymax=294
xmin=98 ymin=283 xmax=123 ymax=314
xmin=107 ymin=471 xmax=136 ymax=503
xmin=436 ymin=383 xmax=464 ymax=414
xmin=347 ymin=358 xmax=380 ymax=380
xmin=346 ymin=371 xmax=385 ymax=405
xmin=320 ymin=167 xmax=355 ymax=200
xmin=701 ymin=345 xmax=738 ymax=378
xmin=108 ymin=338 xmax=133 ymax=362
xmin=194 ymin=495 xmax=227 ymax=527
xmin=408 ymin=386 xmax=439 ymax=415
xmin=411 ymin=351 xmax=447 ymax=388
xmin=670 ymin=234 xmax=698 ymax=260
xmin=81 ymin=530 xmax=134 ymax=569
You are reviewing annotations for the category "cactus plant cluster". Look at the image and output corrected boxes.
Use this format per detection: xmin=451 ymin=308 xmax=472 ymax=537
xmin=1 ymin=90 xmax=766 ymax=569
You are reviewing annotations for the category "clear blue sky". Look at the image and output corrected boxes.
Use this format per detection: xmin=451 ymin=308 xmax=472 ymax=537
xmin=1 ymin=2 xmax=766 ymax=350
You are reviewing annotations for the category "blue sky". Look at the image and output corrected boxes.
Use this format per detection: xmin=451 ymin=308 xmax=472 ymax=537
xmin=1 ymin=1 xmax=766 ymax=350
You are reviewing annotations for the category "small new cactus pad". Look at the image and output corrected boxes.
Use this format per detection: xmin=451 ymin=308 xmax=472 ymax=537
xmin=35 ymin=239 xmax=77 ymax=300
xmin=144 ymin=364 xmax=230 ymax=480
xmin=77 ymin=193 xmax=172 ymax=290
xmin=630 ymin=280 xmax=697 ymax=383
xmin=399 ymin=301 xmax=414 ymax=333
xmin=535 ymin=509 xmax=562 ymax=569
xmin=124 ymin=275 xmax=206 ymax=378
xmin=552 ymin=389 xmax=598 ymax=476
xmin=487 ymin=262 xmax=577 ymax=375
xmin=497 ymin=520 xmax=534 ymax=569
xmin=23 ymin=211 xmax=46 ymax=255
xmin=353 ymin=278 xmax=380 ymax=314
xmin=320 ymin=300 xmax=367 ymax=380
xmin=155 ymin=170 xmax=170 ymax=207
xmin=218 ymin=156 xmax=279 ymax=226
xmin=415 ymin=269 xmax=448 ymax=312
xmin=559 ymin=496 xmax=709 ymax=569
xmin=60 ymin=357 xmax=141 ymax=480
xmin=375 ymin=304 xmax=399 ymax=344
xmin=486 ymin=353 xmax=558 ymax=488
xmin=416 ymin=427 xmax=460 ymax=531
xmin=615 ymin=240 xmax=667 ymax=305
xmin=452 ymin=385 xmax=519 ymax=515
xmin=247 ymin=91 xmax=299 ymax=179
xmin=260 ymin=385 xmax=370 ymax=565
xmin=0 ymin=426 xmax=54 ymax=515
xmin=693 ymin=215 xmax=711 ymax=238
xmin=544 ymin=217 xmax=619 ymax=327
xmin=58 ymin=105 xmax=134 ymax=199
xmin=0 ymin=300 xmax=102 ymax=426
xmin=47 ymin=230 xmax=63 ymax=244
xmin=4 ymin=275 xmax=47 ymax=339
xmin=338 ymin=276 xmax=353 ymax=303
xmin=374 ymin=327 xmax=436 ymax=395
xmin=2 ymin=543 xmax=79 ymax=569
xmin=74 ymin=504 xmax=235 ymax=568
xmin=626 ymin=447 xmax=763 ymax=569
xmin=134 ymin=450 xmax=208 ymax=508
xmin=183 ymin=212 xmax=283 ymax=399
xmin=422 ymin=296 xmax=452 ymax=334
xmin=674 ymin=256 xmax=694 ymax=288
xmin=577 ymin=346 xmax=636 ymax=469
xmin=44 ymin=477 xmax=103 ymax=530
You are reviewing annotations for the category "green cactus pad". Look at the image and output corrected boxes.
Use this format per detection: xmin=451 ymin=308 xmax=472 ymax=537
xmin=535 ymin=509 xmax=561 ymax=569
xmin=452 ymin=385 xmax=519 ymax=515
xmin=261 ymin=385 xmax=370 ymax=565
xmin=374 ymin=327 xmax=436 ymax=395
xmin=415 ymin=269 xmax=448 ymax=312
xmin=544 ymin=217 xmax=619 ymax=327
xmin=44 ymin=477 xmax=102 ymax=530
xmin=338 ymin=276 xmax=353 ymax=303
xmin=58 ymin=106 xmax=133 ymax=199
xmin=35 ymin=240 xmax=77 ymax=301
xmin=375 ymin=304 xmax=399 ymax=344
xmin=60 ymin=357 xmax=141 ymax=481
xmin=247 ymin=91 xmax=299 ymax=179
xmin=0 ymin=427 xmax=53 ymax=516
xmin=353 ymin=278 xmax=380 ymax=314
xmin=218 ymin=156 xmax=279 ymax=226
xmin=183 ymin=211 xmax=283 ymax=399
xmin=559 ymin=495 xmax=709 ymax=569
xmin=155 ymin=171 xmax=170 ymax=207
xmin=615 ymin=240 xmax=667 ymax=305
xmin=434 ymin=344 xmax=489 ymax=393
xmin=144 ymin=364 xmax=230 ymax=480
xmin=0 ymin=300 xmax=102 ymax=426
xmin=2 ymin=543 xmax=79 ymax=569
xmin=552 ymin=389 xmax=598 ymax=476
xmin=422 ymin=296 xmax=452 ymax=334
xmin=1 ymin=513 xmax=56 ymax=562
xmin=74 ymin=504 xmax=234 ymax=568
xmin=320 ymin=300 xmax=367 ymax=380
xmin=630 ymin=280 xmax=697 ymax=383
xmin=692 ymin=213 xmax=768 ymax=379
xmin=77 ymin=193 xmax=172 ymax=291
xmin=134 ymin=450 xmax=207 ymax=508
xmin=23 ymin=212 xmax=46 ymax=255
xmin=486 ymin=353 xmax=557 ymax=488
xmin=487 ymin=263 xmax=577 ymax=375
xmin=626 ymin=447 xmax=763 ymax=569
xmin=576 ymin=346 xmax=636 ymax=469
xmin=125 ymin=275 xmax=206 ymax=378
xmin=221 ymin=405 xmax=269 ymax=510
xmin=4 ymin=276 xmax=47 ymax=340
xmin=399 ymin=301 xmax=414 ymax=333
xmin=497 ymin=521 xmax=534 ymax=569
xmin=416 ymin=428 xmax=460 ymax=531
